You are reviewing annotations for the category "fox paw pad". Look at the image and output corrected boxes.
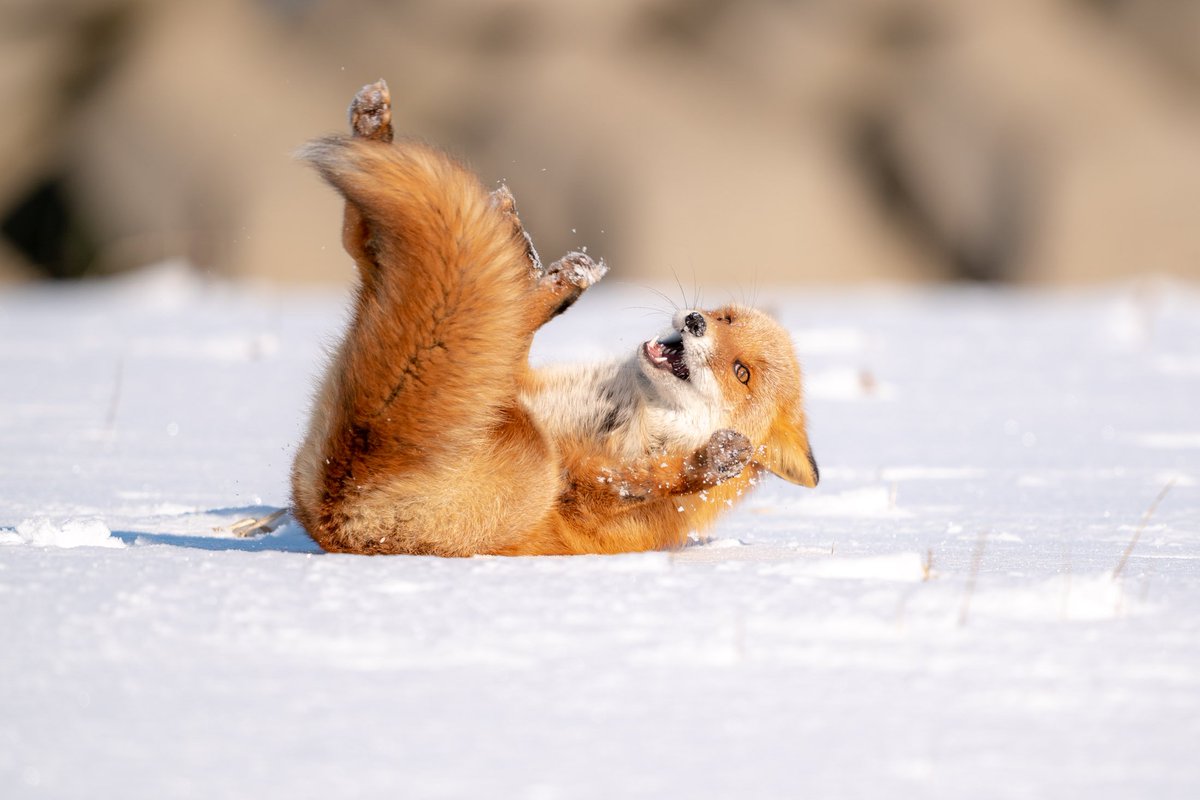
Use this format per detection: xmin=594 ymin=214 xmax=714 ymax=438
xmin=705 ymin=429 xmax=752 ymax=481
xmin=349 ymin=79 xmax=393 ymax=142
xmin=546 ymin=251 xmax=608 ymax=289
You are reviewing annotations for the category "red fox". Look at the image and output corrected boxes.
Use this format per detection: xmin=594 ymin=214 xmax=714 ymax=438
xmin=291 ymin=80 xmax=818 ymax=556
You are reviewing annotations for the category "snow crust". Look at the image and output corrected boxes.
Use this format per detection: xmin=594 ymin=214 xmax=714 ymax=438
xmin=1 ymin=263 xmax=1198 ymax=799
xmin=1 ymin=517 xmax=123 ymax=549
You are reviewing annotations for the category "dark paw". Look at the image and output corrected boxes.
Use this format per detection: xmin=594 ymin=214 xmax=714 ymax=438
xmin=704 ymin=429 xmax=752 ymax=482
xmin=349 ymin=79 xmax=393 ymax=143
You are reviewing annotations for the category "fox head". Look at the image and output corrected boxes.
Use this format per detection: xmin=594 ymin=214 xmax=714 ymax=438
xmin=638 ymin=305 xmax=819 ymax=488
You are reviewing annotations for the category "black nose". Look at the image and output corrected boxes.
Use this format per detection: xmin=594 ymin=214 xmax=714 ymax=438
xmin=683 ymin=312 xmax=706 ymax=337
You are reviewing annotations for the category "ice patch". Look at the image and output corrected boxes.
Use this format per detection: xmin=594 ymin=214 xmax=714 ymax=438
xmin=2 ymin=517 xmax=124 ymax=549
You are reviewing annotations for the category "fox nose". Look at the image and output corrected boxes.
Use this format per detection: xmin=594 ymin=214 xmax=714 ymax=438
xmin=683 ymin=311 xmax=706 ymax=338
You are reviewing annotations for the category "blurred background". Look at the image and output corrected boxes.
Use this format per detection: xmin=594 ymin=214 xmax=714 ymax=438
xmin=2 ymin=0 xmax=1199 ymax=287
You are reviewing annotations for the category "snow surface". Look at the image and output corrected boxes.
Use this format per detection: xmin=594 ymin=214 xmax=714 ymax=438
xmin=2 ymin=264 xmax=1198 ymax=799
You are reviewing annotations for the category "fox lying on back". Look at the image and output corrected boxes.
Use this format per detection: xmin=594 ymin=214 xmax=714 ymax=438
xmin=291 ymin=80 xmax=818 ymax=556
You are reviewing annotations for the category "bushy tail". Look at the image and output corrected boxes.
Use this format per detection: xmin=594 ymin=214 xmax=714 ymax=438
xmin=300 ymin=135 xmax=533 ymax=452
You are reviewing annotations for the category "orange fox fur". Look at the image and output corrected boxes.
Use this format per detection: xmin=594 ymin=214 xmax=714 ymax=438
xmin=290 ymin=80 xmax=818 ymax=556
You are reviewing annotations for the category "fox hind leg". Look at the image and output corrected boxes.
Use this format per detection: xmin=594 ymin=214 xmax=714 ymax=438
xmin=489 ymin=184 xmax=608 ymax=330
xmin=344 ymin=76 xmax=607 ymax=327
xmin=338 ymin=80 xmax=395 ymax=289
xmin=491 ymin=184 xmax=543 ymax=273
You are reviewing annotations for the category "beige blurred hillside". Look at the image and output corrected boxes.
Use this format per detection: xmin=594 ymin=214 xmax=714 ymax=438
xmin=3 ymin=0 xmax=1199 ymax=286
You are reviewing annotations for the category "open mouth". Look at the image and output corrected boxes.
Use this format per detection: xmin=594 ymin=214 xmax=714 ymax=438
xmin=643 ymin=331 xmax=690 ymax=380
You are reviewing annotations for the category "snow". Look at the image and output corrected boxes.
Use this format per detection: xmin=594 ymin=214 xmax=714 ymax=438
xmin=2 ymin=263 xmax=1199 ymax=798
xmin=0 ymin=517 xmax=123 ymax=549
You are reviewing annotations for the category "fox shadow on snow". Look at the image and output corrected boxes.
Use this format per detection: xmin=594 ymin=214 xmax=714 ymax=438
xmin=111 ymin=505 xmax=323 ymax=553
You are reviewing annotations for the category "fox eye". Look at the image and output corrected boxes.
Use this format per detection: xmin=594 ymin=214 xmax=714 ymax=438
xmin=716 ymin=313 xmax=733 ymax=324
xmin=733 ymin=360 xmax=750 ymax=385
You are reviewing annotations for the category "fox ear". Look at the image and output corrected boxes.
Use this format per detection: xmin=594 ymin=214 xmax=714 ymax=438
xmin=762 ymin=415 xmax=819 ymax=488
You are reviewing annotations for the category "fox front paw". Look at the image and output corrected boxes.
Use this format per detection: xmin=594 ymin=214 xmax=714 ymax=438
xmin=532 ymin=251 xmax=607 ymax=322
xmin=702 ymin=429 xmax=752 ymax=483
xmin=544 ymin=251 xmax=608 ymax=290
xmin=349 ymin=79 xmax=393 ymax=143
